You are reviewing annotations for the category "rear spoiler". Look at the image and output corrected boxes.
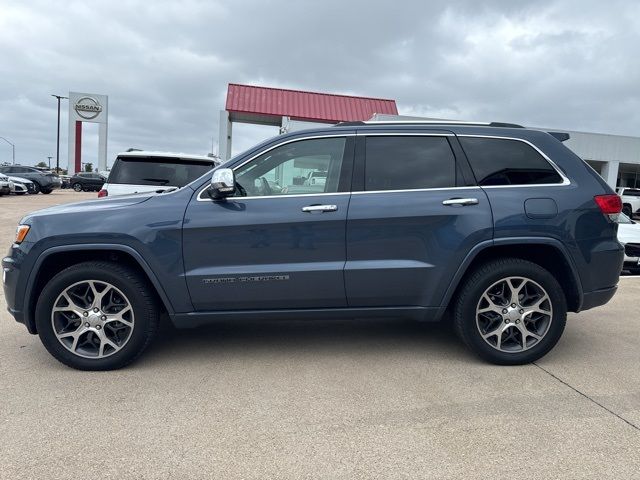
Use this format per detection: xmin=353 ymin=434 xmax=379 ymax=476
xmin=547 ymin=131 xmax=570 ymax=142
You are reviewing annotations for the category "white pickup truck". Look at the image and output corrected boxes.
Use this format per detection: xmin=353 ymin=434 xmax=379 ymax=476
xmin=617 ymin=187 xmax=640 ymax=218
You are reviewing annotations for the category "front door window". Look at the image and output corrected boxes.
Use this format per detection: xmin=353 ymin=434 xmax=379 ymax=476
xmin=233 ymin=137 xmax=347 ymax=197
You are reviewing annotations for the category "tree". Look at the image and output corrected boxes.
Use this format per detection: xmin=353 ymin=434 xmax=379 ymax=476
xmin=35 ymin=161 xmax=48 ymax=168
xmin=84 ymin=162 xmax=93 ymax=172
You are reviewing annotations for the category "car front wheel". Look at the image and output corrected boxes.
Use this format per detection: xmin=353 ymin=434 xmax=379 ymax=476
xmin=454 ymin=258 xmax=567 ymax=365
xmin=35 ymin=261 xmax=160 ymax=370
xmin=72 ymin=183 xmax=83 ymax=192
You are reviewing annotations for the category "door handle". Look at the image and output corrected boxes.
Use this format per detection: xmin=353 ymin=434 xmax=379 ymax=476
xmin=442 ymin=198 xmax=479 ymax=206
xmin=301 ymin=204 xmax=338 ymax=213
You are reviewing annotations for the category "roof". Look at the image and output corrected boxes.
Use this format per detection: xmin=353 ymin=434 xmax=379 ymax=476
xmin=116 ymin=151 xmax=216 ymax=162
xmin=225 ymin=83 xmax=398 ymax=125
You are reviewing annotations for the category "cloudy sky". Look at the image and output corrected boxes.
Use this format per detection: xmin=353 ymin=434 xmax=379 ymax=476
xmin=1 ymin=0 xmax=639 ymax=170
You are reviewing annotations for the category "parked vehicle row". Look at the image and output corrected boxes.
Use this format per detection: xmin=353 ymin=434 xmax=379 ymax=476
xmin=0 ymin=165 xmax=61 ymax=194
xmin=2 ymin=121 xmax=624 ymax=370
xmin=0 ymin=172 xmax=37 ymax=195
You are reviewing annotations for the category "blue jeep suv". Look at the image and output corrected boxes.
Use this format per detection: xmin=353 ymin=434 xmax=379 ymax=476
xmin=2 ymin=121 xmax=624 ymax=370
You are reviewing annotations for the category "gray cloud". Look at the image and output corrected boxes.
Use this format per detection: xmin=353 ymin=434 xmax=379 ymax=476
xmin=0 ymin=0 xmax=639 ymax=169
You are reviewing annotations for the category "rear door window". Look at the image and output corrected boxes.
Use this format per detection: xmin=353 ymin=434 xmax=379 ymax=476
xmin=364 ymin=136 xmax=457 ymax=191
xmin=459 ymin=137 xmax=563 ymax=186
xmin=108 ymin=157 xmax=214 ymax=187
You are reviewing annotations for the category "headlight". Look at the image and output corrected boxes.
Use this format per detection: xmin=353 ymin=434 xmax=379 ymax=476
xmin=14 ymin=225 xmax=30 ymax=244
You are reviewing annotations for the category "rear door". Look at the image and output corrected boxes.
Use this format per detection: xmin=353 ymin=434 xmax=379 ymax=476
xmin=345 ymin=131 xmax=493 ymax=307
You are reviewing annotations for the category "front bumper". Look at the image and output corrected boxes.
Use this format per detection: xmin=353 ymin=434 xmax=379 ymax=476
xmin=2 ymin=253 xmax=26 ymax=327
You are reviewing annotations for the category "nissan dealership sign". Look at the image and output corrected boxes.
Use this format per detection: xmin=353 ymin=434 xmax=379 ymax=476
xmin=69 ymin=91 xmax=108 ymax=124
xmin=73 ymin=96 xmax=103 ymax=120
xmin=68 ymin=91 xmax=109 ymax=176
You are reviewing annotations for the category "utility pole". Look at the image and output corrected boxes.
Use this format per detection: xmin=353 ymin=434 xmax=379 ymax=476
xmin=0 ymin=137 xmax=15 ymax=164
xmin=47 ymin=156 xmax=53 ymax=170
xmin=51 ymin=94 xmax=68 ymax=173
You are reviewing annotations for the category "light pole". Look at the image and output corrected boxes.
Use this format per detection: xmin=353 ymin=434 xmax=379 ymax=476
xmin=47 ymin=156 xmax=53 ymax=170
xmin=51 ymin=95 xmax=68 ymax=174
xmin=0 ymin=136 xmax=15 ymax=164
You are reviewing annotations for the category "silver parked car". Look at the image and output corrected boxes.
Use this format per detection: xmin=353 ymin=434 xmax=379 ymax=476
xmin=8 ymin=176 xmax=35 ymax=195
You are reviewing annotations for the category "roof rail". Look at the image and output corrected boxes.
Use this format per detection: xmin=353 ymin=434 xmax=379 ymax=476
xmin=334 ymin=120 xmax=524 ymax=128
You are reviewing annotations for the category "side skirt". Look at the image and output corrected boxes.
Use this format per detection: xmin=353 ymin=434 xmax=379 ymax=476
xmin=170 ymin=306 xmax=442 ymax=329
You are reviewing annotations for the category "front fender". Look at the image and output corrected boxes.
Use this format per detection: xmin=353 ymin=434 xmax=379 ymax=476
xmin=22 ymin=244 xmax=176 ymax=333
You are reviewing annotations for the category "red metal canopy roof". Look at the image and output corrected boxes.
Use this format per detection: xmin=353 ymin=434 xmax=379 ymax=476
xmin=225 ymin=83 xmax=398 ymax=124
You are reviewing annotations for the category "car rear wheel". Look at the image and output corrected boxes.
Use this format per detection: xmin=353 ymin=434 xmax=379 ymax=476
xmin=72 ymin=182 xmax=83 ymax=192
xmin=35 ymin=261 xmax=160 ymax=370
xmin=622 ymin=204 xmax=633 ymax=217
xmin=454 ymin=258 xmax=567 ymax=365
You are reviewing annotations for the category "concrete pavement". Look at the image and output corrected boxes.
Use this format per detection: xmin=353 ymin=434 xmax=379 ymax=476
xmin=1 ymin=190 xmax=638 ymax=479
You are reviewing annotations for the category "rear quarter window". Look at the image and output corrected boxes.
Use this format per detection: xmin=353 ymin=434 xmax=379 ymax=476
xmin=459 ymin=137 xmax=563 ymax=186
xmin=108 ymin=157 xmax=214 ymax=187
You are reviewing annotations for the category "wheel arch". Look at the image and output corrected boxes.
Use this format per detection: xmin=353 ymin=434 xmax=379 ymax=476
xmin=24 ymin=244 xmax=174 ymax=333
xmin=441 ymin=238 xmax=583 ymax=318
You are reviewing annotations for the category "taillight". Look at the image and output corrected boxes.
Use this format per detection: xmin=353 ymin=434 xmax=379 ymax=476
xmin=594 ymin=194 xmax=622 ymax=217
xmin=98 ymin=189 xmax=108 ymax=198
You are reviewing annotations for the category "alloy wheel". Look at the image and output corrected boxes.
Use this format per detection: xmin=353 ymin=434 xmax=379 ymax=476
xmin=51 ymin=280 xmax=135 ymax=358
xmin=475 ymin=276 xmax=553 ymax=353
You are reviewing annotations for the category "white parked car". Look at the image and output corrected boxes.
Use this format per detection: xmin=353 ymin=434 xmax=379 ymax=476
xmin=616 ymin=187 xmax=640 ymax=218
xmin=0 ymin=173 xmax=12 ymax=195
xmin=617 ymin=213 xmax=640 ymax=274
xmin=8 ymin=176 xmax=35 ymax=194
xmin=99 ymin=151 xmax=219 ymax=197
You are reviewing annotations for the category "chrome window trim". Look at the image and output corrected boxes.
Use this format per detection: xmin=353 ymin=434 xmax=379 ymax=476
xmin=456 ymin=134 xmax=571 ymax=188
xmin=197 ymin=133 xmax=355 ymax=202
xmin=352 ymin=186 xmax=482 ymax=195
xmin=196 ymin=132 xmax=571 ymax=202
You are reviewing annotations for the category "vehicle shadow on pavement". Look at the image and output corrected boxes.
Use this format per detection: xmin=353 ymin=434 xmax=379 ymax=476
xmin=142 ymin=317 xmax=472 ymax=365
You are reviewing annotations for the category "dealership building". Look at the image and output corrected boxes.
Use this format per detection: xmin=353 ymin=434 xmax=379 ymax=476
xmin=219 ymin=84 xmax=640 ymax=190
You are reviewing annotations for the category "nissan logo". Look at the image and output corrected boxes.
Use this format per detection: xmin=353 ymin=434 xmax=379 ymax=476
xmin=74 ymin=96 xmax=103 ymax=120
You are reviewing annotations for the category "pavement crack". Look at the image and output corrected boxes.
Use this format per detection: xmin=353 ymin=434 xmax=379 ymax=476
xmin=533 ymin=362 xmax=639 ymax=433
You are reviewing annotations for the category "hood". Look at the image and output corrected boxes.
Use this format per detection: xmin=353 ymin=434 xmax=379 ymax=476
xmin=8 ymin=176 xmax=32 ymax=184
xmin=22 ymin=192 xmax=155 ymax=224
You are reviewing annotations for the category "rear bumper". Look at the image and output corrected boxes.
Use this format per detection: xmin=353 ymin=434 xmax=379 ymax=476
xmin=581 ymin=285 xmax=618 ymax=311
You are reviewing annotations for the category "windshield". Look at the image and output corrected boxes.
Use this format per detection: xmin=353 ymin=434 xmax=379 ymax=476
xmin=108 ymin=157 xmax=214 ymax=187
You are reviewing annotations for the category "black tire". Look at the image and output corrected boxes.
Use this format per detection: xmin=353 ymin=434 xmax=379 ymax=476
xmin=453 ymin=258 xmax=567 ymax=365
xmin=72 ymin=183 xmax=83 ymax=192
xmin=32 ymin=182 xmax=41 ymax=194
xmin=627 ymin=268 xmax=640 ymax=276
xmin=41 ymin=188 xmax=52 ymax=194
xmin=35 ymin=261 xmax=160 ymax=370
xmin=623 ymin=204 xmax=633 ymax=218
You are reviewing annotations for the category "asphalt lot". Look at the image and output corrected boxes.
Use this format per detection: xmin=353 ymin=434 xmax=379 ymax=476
xmin=1 ymin=190 xmax=639 ymax=479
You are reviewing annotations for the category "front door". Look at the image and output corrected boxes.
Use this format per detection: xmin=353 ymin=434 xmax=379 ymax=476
xmin=345 ymin=132 xmax=493 ymax=307
xmin=183 ymin=135 xmax=355 ymax=311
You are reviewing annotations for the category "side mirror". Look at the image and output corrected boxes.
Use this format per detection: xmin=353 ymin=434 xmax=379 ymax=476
xmin=209 ymin=168 xmax=236 ymax=199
